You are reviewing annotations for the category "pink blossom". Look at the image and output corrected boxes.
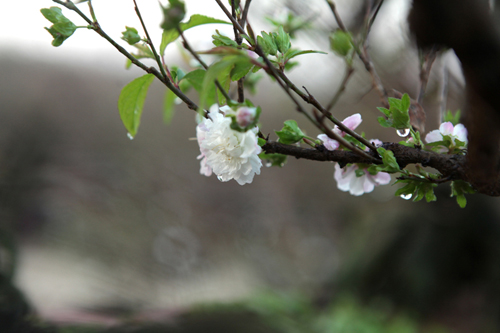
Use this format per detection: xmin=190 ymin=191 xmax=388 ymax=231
xmin=317 ymin=113 xmax=362 ymax=151
xmin=334 ymin=164 xmax=391 ymax=196
xmin=425 ymin=121 xmax=468 ymax=152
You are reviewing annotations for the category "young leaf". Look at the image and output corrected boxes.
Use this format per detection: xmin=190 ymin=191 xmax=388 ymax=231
xmin=275 ymin=26 xmax=291 ymax=54
xmin=230 ymin=61 xmax=254 ymax=81
xmin=329 ymin=30 xmax=353 ymax=57
xmin=275 ymin=120 xmax=305 ymax=144
xmin=122 ymin=26 xmax=141 ymax=45
xmin=160 ymin=14 xmax=231 ymax=55
xmin=443 ymin=109 xmax=461 ymax=125
xmin=257 ymin=32 xmax=278 ymax=55
xmin=212 ymin=30 xmax=239 ymax=47
xmin=118 ymin=74 xmax=155 ymax=138
xmin=199 ymin=55 xmax=251 ymax=110
xmin=41 ymin=7 xmax=77 ymax=47
xmin=284 ymin=49 xmax=327 ymax=61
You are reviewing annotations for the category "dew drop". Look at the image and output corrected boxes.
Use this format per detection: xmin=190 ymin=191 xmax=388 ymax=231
xmin=217 ymin=175 xmax=223 ymax=181
xmin=396 ymin=128 xmax=410 ymax=137
xmin=400 ymin=193 xmax=412 ymax=200
xmin=127 ymin=133 xmax=134 ymax=140
xmin=266 ymin=162 xmax=272 ymax=167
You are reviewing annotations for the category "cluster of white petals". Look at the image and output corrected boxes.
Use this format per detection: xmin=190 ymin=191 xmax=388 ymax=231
xmin=196 ymin=105 xmax=262 ymax=185
xmin=425 ymin=122 xmax=468 ymax=152
xmin=334 ymin=163 xmax=391 ymax=196
xmin=317 ymin=113 xmax=362 ymax=151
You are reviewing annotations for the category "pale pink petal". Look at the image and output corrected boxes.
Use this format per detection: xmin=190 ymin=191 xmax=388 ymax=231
xmin=318 ymin=134 xmax=340 ymax=151
xmin=372 ymin=172 xmax=391 ymax=185
xmin=439 ymin=122 xmax=454 ymax=136
xmin=334 ymin=164 xmax=353 ymax=191
xmin=342 ymin=113 xmax=362 ymax=131
xmin=453 ymin=123 xmax=468 ymax=143
xmin=362 ymin=177 xmax=376 ymax=194
xmin=425 ymin=130 xmax=442 ymax=143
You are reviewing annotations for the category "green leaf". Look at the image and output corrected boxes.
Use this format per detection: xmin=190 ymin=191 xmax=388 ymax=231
xmin=275 ymin=120 xmax=305 ymax=144
xmin=118 ymin=74 xmax=155 ymax=138
xmin=41 ymin=7 xmax=77 ymax=47
xmin=329 ymin=30 xmax=352 ymax=57
xmin=275 ymin=26 xmax=291 ymax=54
xmin=450 ymin=180 xmax=475 ymax=208
xmin=443 ymin=109 xmax=461 ymax=125
xmin=41 ymin=7 xmax=66 ymax=24
xmin=182 ymin=69 xmax=206 ymax=92
xmin=284 ymin=49 xmax=327 ymax=61
xmin=199 ymin=55 xmax=251 ymax=110
xmin=160 ymin=14 xmax=231 ymax=55
xmin=401 ymin=93 xmax=411 ymax=113
xmin=257 ymin=32 xmax=278 ymax=55
xmin=163 ymin=88 xmax=177 ymax=124
xmin=376 ymin=147 xmax=400 ymax=173
xmin=212 ymin=30 xmax=238 ymax=47
xmin=230 ymin=61 xmax=254 ymax=81
xmin=122 ymin=26 xmax=141 ymax=45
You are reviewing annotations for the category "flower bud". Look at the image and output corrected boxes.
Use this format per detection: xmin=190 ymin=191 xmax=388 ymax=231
xmin=235 ymin=107 xmax=257 ymax=128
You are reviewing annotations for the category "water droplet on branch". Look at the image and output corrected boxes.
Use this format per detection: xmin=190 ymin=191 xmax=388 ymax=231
xmin=397 ymin=128 xmax=410 ymax=137
xmin=400 ymin=193 xmax=412 ymax=200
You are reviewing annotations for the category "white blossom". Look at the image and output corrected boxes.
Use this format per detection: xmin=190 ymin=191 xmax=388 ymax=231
xmin=334 ymin=163 xmax=391 ymax=196
xmin=196 ymin=105 xmax=262 ymax=185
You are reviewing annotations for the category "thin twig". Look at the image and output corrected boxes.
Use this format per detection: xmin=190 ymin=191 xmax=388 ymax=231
xmin=133 ymin=0 xmax=168 ymax=81
xmin=217 ymin=0 xmax=376 ymax=158
xmin=241 ymin=0 xmax=252 ymax=28
xmin=326 ymin=65 xmax=354 ymax=111
xmin=365 ymin=0 xmax=384 ymax=39
xmin=231 ymin=0 xmax=245 ymax=103
xmin=52 ymin=0 xmax=200 ymax=111
xmin=277 ymin=71 xmax=378 ymax=153
xmin=177 ymin=27 xmax=232 ymax=102
xmin=326 ymin=0 xmax=347 ymax=31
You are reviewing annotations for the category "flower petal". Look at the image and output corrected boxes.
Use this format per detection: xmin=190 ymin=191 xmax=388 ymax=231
xmin=318 ymin=134 xmax=340 ymax=151
xmin=439 ymin=122 xmax=454 ymax=136
xmin=453 ymin=123 xmax=468 ymax=143
xmin=425 ymin=130 xmax=442 ymax=143
xmin=342 ymin=113 xmax=362 ymax=131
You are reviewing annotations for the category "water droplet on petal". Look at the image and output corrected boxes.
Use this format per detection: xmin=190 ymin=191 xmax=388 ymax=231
xmin=400 ymin=193 xmax=412 ymax=200
xmin=217 ymin=175 xmax=223 ymax=181
xmin=127 ymin=133 xmax=134 ymax=140
xmin=396 ymin=128 xmax=410 ymax=137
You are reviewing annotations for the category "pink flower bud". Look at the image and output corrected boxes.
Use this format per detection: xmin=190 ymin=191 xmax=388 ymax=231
xmin=236 ymin=107 xmax=257 ymax=127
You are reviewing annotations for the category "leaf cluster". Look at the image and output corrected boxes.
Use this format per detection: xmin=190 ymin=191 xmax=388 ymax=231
xmin=377 ymin=94 xmax=411 ymax=130
xmin=395 ymin=177 xmax=437 ymax=203
xmin=450 ymin=180 xmax=475 ymax=208
xmin=41 ymin=7 xmax=78 ymax=47
xmin=275 ymin=120 xmax=305 ymax=144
